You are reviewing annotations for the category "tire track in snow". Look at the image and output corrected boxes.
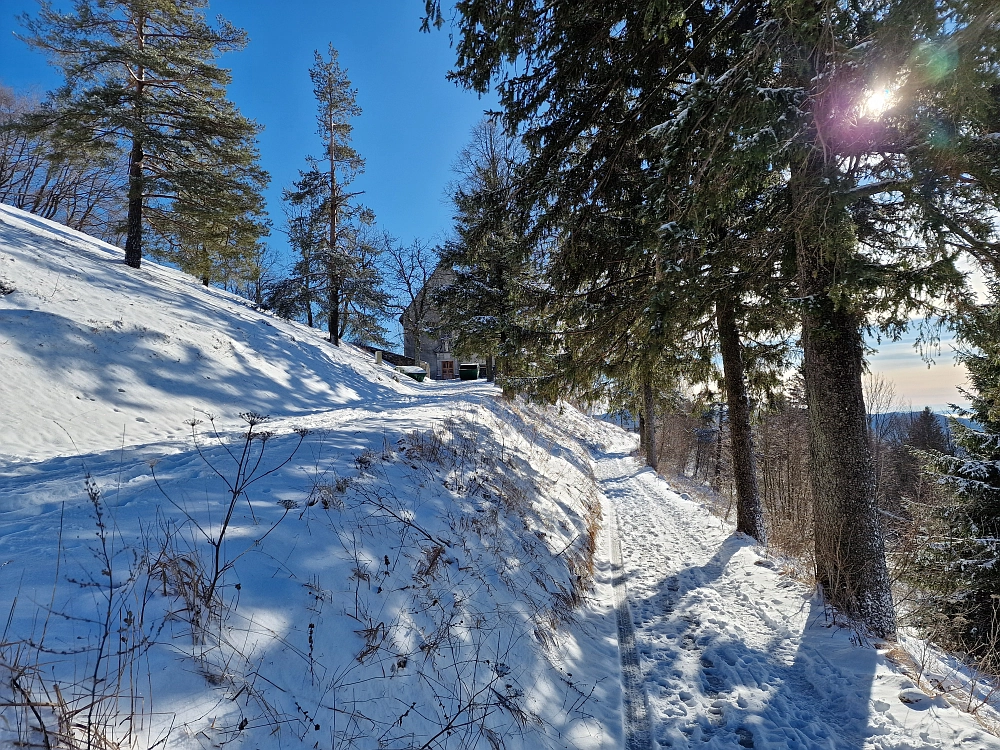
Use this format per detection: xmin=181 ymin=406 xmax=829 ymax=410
xmin=608 ymin=496 xmax=654 ymax=750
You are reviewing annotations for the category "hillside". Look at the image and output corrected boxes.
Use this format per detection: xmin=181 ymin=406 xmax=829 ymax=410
xmin=1 ymin=203 xmax=998 ymax=750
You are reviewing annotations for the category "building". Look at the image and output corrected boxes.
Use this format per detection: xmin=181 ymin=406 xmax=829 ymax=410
xmin=399 ymin=266 xmax=487 ymax=380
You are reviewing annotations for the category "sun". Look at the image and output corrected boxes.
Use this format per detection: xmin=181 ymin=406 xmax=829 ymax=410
xmin=862 ymin=87 xmax=892 ymax=118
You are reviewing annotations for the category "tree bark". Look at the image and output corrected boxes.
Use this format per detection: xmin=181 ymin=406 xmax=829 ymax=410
xmin=329 ymin=281 xmax=340 ymax=346
xmin=123 ymin=139 xmax=143 ymax=268
xmin=795 ymin=168 xmax=896 ymax=639
xmin=716 ymin=296 xmax=767 ymax=544
xmin=123 ymin=19 xmax=144 ymax=269
xmin=304 ymin=248 xmax=314 ymax=328
xmin=328 ymin=106 xmax=340 ymax=346
xmin=642 ymin=375 xmax=657 ymax=471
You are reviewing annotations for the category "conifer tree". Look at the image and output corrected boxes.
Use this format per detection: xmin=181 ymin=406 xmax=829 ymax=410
xmin=283 ymin=160 xmax=379 ymax=343
xmin=436 ymin=120 xmax=534 ymax=384
xmin=279 ymin=197 xmax=327 ymax=328
xmin=907 ymin=408 xmax=952 ymax=455
xmin=912 ymin=285 xmax=1000 ymax=667
xmin=149 ymin=152 xmax=270 ymax=288
xmin=649 ymin=0 xmax=999 ymax=638
xmin=19 ymin=0 xmax=265 ymax=269
xmin=425 ymin=0 xmax=771 ymax=533
xmin=428 ymin=0 xmax=1000 ymax=638
xmin=283 ymin=45 xmax=371 ymax=346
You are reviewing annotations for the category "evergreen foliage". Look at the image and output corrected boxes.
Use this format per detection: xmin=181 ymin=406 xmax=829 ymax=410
xmin=914 ymin=286 xmax=1000 ymax=668
xmin=651 ymin=0 xmax=1000 ymax=639
xmin=278 ymin=45 xmax=387 ymax=346
xmin=426 ymin=0 xmax=1000 ymax=637
xmin=435 ymin=120 xmax=535 ymax=384
xmin=422 ymin=1 xmax=778 ymax=536
xmin=148 ymin=153 xmax=270 ymax=289
xmin=19 ymin=0 xmax=267 ymax=270
xmin=908 ymin=407 xmax=953 ymax=454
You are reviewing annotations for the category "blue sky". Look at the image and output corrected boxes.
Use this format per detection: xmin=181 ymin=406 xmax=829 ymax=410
xmin=1 ymin=0 xmax=496 ymax=254
xmin=0 ymin=1 xmax=970 ymax=408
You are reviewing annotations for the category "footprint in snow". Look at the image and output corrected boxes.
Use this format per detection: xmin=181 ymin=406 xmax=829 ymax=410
xmin=736 ymin=726 xmax=755 ymax=747
xmin=898 ymin=688 xmax=946 ymax=710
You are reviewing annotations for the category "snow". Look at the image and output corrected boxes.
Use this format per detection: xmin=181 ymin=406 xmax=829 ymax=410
xmin=600 ymin=448 xmax=1000 ymax=748
xmin=0 ymin=202 xmax=998 ymax=749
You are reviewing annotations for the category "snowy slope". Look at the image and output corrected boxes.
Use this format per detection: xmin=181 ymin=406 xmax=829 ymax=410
xmin=0 ymin=203 xmax=408 ymax=464
xmin=0 ymin=204 xmax=998 ymax=750
xmin=0 ymin=204 xmax=622 ymax=749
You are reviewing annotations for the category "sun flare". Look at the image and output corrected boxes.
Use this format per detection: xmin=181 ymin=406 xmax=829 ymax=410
xmin=862 ymin=87 xmax=892 ymax=118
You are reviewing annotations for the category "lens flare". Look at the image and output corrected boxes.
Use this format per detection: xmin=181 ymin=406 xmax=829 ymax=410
xmin=862 ymin=87 xmax=892 ymax=118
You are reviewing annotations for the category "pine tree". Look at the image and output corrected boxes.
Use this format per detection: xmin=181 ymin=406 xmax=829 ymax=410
xmin=19 ymin=0 xmax=265 ymax=269
xmin=277 ymin=196 xmax=328 ymax=327
xmin=148 ymin=152 xmax=270 ymax=289
xmin=282 ymin=45 xmax=372 ymax=346
xmin=283 ymin=162 xmax=379 ymax=344
xmin=912 ymin=285 xmax=1000 ymax=667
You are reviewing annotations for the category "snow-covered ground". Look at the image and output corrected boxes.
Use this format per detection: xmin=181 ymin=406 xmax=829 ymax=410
xmin=596 ymin=433 xmax=1000 ymax=749
xmin=0 ymin=202 xmax=998 ymax=749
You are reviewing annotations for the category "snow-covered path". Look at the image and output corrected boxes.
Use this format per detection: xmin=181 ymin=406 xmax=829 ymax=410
xmin=593 ymin=438 xmax=1000 ymax=750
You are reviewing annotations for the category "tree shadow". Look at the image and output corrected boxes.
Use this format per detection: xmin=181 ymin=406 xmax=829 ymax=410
xmin=628 ymin=535 xmax=877 ymax=749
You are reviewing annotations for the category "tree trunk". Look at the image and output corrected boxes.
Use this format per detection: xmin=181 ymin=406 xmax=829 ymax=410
xmin=328 ymin=281 xmax=340 ymax=346
xmin=304 ymin=249 xmax=314 ymax=328
xmin=123 ymin=136 xmax=143 ymax=268
xmin=124 ymin=22 xmax=144 ymax=269
xmin=642 ymin=376 xmax=657 ymax=470
xmin=716 ymin=296 xmax=766 ymax=544
xmin=795 ymin=173 xmax=896 ymax=639
xmin=328 ymin=106 xmax=340 ymax=346
xmin=338 ymin=297 xmax=349 ymax=342
xmin=485 ymin=355 xmax=496 ymax=382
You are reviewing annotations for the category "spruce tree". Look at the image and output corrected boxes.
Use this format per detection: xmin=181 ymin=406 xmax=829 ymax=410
xmin=19 ymin=0 xmax=265 ymax=269
xmin=913 ymin=285 xmax=1000 ymax=667
xmin=436 ymin=120 xmax=534 ymax=384
xmin=664 ymin=0 xmax=998 ymax=638
xmin=649 ymin=0 xmax=1000 ymax=638
xmin=424 ymin=0 xmax=771 ymax=534
xmin=907 ymin=408 xmax=952 ymax=455
xmin=428 ymin=0 xmax=1000 ymax=638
